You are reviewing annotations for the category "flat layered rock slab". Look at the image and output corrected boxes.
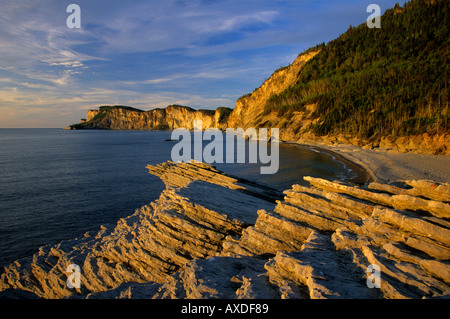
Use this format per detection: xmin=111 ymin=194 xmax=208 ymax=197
xmin=177 ymin=181 xmax=276 ymax=226
xmin=0 ymin=162 xmax=278 ymax=299
xmin=153 ymin=256 xmax=280 ymax=299
xmin=265 ymin=231 xmax=381 ymax=299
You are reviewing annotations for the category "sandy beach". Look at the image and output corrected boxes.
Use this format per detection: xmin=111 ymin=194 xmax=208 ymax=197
xmin=300 ymin=143 xmax=450 ymax=185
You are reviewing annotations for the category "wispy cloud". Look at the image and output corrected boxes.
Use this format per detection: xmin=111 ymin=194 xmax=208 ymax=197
xmin=0 ymin=1 xmax=105 ymax=87
xmin=188 ymin=10 xmax=278 ymax=34
xmin=120 ymin=63 xmax=266 ymax=87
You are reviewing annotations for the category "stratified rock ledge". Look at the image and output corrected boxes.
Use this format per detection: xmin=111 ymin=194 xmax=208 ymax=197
xmin=0 ymin=162 xmax=449 ymax=299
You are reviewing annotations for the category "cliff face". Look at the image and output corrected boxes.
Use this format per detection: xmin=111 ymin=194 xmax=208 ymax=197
xmin=69 ymin=105 xmax=231 ymax=131
xmin=69 ymin=49 xmax=320 ymax=135
xmin=0 ymin=162 xmax=449 ymax=299
xmin=86 ymin=109 xmax=99 ymax=122
xmin=67 ymin=46 xmax=448 ymax=155
xmin=227 ymin=50 xmax=320 ymax=129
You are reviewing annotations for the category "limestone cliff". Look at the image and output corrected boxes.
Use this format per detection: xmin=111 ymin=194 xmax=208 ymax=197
xmin=67 ymin=50 xmax=320 ymax=136
xmin=65 ymin=46 xmax=448 ymax=155
xmin=67 ymin=105 xmax=232 ymax=131
xmin=1 ymin=161 xmax=449 ymax=299
xmin=224 ymin=47 xmax=449 ymax=155
xmin=226 ymin=50 xmax=320 ymax=130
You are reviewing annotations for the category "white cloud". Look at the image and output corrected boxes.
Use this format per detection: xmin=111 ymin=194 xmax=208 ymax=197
xmin=0 ymin=2 xmax=105 ymax=87
xmin=84 ymin=1 xmax=281 ymax=54
xmin=188 ymin=10 xmax=278 ymax=33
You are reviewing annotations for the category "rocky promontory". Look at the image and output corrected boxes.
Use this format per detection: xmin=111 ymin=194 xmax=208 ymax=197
xmin=65 ymin=1 xmax=450 ymax=156
xmin=65 ymin=105 xmax=232 ymax=131
xmin=1 ymin=161 xmax=449 ymax=299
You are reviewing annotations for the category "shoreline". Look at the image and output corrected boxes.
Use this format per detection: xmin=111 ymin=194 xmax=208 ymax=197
xmin=63 ymin=127 xmax=449 ymax=185
xmin=294 ymin=141 xmax=450 ymax=184
xmin=2 ymin=160 xmax=448 ymax=299
xmin=291 ymin=142 xmax=375 ymax=185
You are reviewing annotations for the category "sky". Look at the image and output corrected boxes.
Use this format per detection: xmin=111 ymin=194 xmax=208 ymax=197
xmin=0 ymin=0 xmax=401 ymax=128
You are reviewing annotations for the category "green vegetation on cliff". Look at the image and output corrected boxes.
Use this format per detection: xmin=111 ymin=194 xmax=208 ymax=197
xmin=264 ymin=0 xmax=449 ymax=141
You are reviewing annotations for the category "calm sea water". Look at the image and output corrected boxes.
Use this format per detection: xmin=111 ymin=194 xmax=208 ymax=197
xmin=0 ymin=129 xmax=351 ymax=267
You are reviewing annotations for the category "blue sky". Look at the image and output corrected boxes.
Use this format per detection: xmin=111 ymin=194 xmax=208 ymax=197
xmin=0 ymin=0 xmax=401 ymax=128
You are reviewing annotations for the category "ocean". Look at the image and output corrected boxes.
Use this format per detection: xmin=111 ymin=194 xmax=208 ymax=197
xmin=0 ymin=129 xmax=351 ymax=268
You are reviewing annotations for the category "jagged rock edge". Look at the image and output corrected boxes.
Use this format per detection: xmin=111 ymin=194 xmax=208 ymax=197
xmin=0 ymin=162 xmax=449 ymax=299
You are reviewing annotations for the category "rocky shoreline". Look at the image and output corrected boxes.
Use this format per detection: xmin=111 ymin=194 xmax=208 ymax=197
xmin=0 ymin=161 xmax=449 ymax=299
xmin=293 ymin=143 xmax=376 ymax=185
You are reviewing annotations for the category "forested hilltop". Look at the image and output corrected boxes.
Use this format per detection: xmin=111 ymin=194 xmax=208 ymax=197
xmin=259 ymin=0 xmax=448 ymax=146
